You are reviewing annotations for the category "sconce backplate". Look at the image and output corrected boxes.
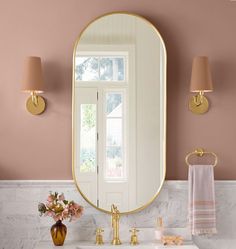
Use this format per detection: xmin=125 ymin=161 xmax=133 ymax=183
xmin=189 ymin=95 xmax=209 ymax=114
xmin=26 ymin=96 xmax=46 ymax=115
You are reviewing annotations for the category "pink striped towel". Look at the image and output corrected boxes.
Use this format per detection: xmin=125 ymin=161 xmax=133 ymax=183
xmin=188 ymin=165 xmax=217 ymax=236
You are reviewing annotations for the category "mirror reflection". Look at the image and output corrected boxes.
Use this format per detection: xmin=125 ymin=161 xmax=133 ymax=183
xmin=73 ymin=13 xmax=166 ymax=213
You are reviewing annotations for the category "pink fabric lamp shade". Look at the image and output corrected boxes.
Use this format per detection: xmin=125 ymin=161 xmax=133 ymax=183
xmin=190 ymin=56 xmax=213 ymax=93
xmin=22 ymin=56 xmax=44 ymax=93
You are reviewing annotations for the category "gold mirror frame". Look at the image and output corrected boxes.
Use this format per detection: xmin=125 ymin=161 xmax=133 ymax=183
xmin=72 ymin=11 xmax=167 ymax=215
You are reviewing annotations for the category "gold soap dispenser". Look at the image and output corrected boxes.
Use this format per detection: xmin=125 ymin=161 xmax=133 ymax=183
xmin=130 ymin=228 xmax=139 ymax=245
xmin=95 ymin=228 xmax=104 ymax=245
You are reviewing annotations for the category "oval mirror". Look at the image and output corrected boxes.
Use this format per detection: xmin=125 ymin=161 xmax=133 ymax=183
xmin=72 ymin=12 xmax=166 ymax=214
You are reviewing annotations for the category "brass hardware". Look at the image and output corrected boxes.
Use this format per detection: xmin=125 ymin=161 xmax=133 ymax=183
xmin=95 ymin=228 xmax=104 ymax=245
xmin=189 ymin=91 xmax=209 ymax=114
xmin=26 ymin=92 xmax=46 ymax=115
xmin=185 ymin=148 xmax=218 ymax=167
xmin=161 ymin=235 xmax=183 ymax=246
xmin=72 ymin=11 xmax=167 ymax=216
xmin=22 ymin=56 xmax=46 ymax=115
xmin=129 ymin=228 xmax=139 ymax=245
xmin=111 ymin=204 xmax=121 ymax=245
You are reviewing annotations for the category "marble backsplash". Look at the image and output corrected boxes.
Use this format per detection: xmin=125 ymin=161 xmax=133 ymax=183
xmin=0 ymin=180 xmax=235 ymax=249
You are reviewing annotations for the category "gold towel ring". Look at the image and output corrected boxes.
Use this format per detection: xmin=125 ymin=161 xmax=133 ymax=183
xmin=185 ymin=148 xmax=218 ymax=167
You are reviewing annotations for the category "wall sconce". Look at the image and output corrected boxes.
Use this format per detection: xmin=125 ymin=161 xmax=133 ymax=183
xmin=189 ymin=56 xmax=213 ymax=114
xmin=22 ymin=56 xmax=46 ymax=115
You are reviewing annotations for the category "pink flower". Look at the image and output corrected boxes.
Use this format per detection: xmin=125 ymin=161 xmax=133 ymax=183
xmin=52 ymin=212 xmax=63 ymax=222
xmin=45 ymin=211 xmax=54 ymax=217
xmin=68 ymin=203 xmax=83 ymax=220
xmin=75 ymin=211 xmax=82 ymax=219
xmin=73 ymin=203 xmax=80 ymax=209
xmin=58 ymin=193 xmax=65 ymax=201
xmin=62 ymin=208 xmax=69 ymax=220
xmin=38 ymin=192 xmax=83 ymax=223
xmin=75 ymin=206 xmax=84 ymax=217
xmin=47 ymin=195 xmax=54 ymax=202
xmin=53 ymin=214 xmax=60 ymax=222
xmin=46 ymin=202 xmax=53 ymax=209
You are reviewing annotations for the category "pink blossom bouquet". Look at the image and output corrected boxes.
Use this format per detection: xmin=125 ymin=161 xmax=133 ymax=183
xmin=38 ymin=192 xmax=83 ymax=222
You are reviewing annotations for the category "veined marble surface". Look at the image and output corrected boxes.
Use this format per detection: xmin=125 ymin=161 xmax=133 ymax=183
xmin=0 ymin=180 xmax=235 ymax=249
xmin=35 ymin=241 xmax=199 ymax=249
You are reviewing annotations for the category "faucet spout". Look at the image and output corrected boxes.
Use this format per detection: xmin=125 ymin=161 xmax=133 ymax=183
xmin=111 ymin=204 xmax=122 ymax=245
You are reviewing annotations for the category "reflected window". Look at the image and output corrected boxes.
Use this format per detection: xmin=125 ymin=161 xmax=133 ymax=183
xmin=76 ymin=51 xmax=128 ymax=182
xmin=75 ymin=56 xmax=125 ymax=82
xmin=105 ymin=92 xmax=126 ymax=180
xmin=76 ymin=57 xmax=99 ymax=81
xmin=80 ymin=104 xmax=97 ymax=173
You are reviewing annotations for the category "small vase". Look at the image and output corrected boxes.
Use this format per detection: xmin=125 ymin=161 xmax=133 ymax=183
xmin=50 ymin=220 xmax=67 ymax=246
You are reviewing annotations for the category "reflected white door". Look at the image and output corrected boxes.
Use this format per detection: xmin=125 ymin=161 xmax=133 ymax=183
xmin=75 ymin=87 xmax=98 ymax=204
xmin=75 ymin=47 xmax=136 ymax=211
xmin=98 ymin=90 xmax=131 ymax=211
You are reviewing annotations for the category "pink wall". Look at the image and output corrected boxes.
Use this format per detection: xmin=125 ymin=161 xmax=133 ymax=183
xmin=0 ymin=0 xmax=236 ymax=180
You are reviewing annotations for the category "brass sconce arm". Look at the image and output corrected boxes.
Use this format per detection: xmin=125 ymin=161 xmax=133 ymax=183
xmin=26 ymin=91 xmax=45 ymax=115
xmin=193 ymin=91 xmax=204 ymax=106
xmin=189 ymin=91 xmax=209 ymax=114
xmin=31 ymin=91 xmax=39 ymax=106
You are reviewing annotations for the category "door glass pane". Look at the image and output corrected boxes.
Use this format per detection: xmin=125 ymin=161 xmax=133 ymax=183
xmin=106 ymin=146 xmax=123 ymax=178
xmin=100 ymin=58 xmax=113 ymax=81
xmin=76 ymin=55 xmax=125 ymax=82
xmin=75 ymin=57 xmax=99 ymax=81
xmin=115 ymin=57 xmax=125 ymax=81
xmin=105 ymin=92 xmax=125 ymax=180
xmin=106 ymin=93 xmax=122 ymax=117
xmin=100 ymin=57 xmax=125 ymax=81
xmin=80 ymin=104 xmax=96 ymax=173
xmin=106 ymin=119 xmax=122 ymax=146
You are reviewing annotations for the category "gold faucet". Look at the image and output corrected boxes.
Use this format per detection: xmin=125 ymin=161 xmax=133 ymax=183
xmin=95 ymin=228 xmax=104 ymax=245
xmin=111 ymin=204 xmax=122 ymax=245
xmin=129 ymin=228 xmax=139 ymax=245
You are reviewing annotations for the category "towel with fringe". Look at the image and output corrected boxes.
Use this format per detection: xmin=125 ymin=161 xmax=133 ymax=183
xmin=188 ymin=165 xmax=217 ymax=236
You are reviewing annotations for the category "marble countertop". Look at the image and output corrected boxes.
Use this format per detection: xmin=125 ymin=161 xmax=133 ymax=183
xmin=34 ymin=241 xmax=199 ymax=249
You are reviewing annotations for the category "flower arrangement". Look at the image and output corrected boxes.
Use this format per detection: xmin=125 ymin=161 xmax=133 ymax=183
xmin=38 ymin=192 xmax=83 ymax=222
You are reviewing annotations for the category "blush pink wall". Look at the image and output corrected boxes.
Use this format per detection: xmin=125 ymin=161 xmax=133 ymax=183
xmin=0 ymin=0 xmax=236 ymax=180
